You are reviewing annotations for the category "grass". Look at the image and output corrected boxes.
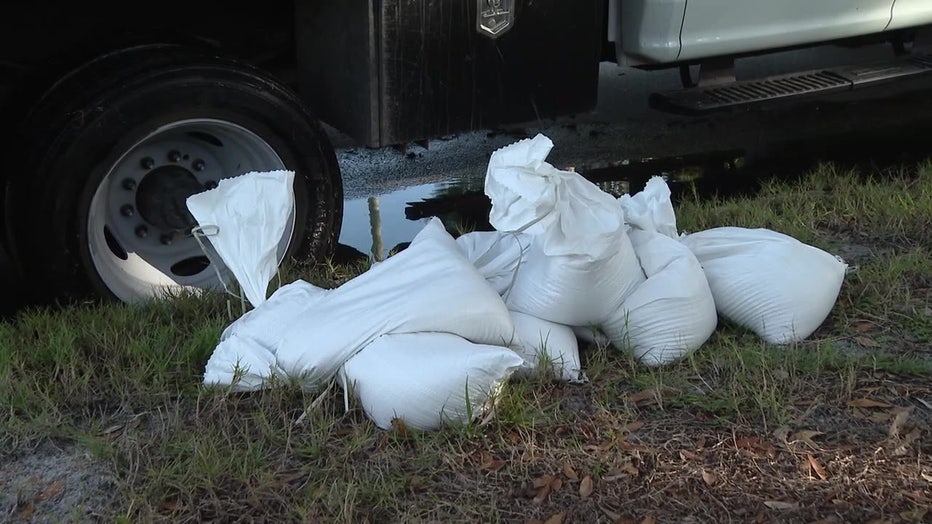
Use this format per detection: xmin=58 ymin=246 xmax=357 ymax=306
xmin=2 ymin=161 xmax=931 ymax=522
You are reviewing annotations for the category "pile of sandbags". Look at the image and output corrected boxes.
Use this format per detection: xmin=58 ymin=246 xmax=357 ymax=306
xmin=195 ymin=133 xmax=848 ymax=432
xmin=468 ymin=134 xmax=847 ymax=365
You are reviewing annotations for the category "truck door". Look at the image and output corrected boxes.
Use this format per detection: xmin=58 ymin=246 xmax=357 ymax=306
xmin=677 ymin=0 xmax=894 ymax=62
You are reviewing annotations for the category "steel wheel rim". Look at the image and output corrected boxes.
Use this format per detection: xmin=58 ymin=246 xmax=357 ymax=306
xmin=88 ymin=118 xmax=293 ymax=302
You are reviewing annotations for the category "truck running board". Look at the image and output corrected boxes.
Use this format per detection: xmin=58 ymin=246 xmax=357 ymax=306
xmin=651 ymin=54 xmax=932 ymax=114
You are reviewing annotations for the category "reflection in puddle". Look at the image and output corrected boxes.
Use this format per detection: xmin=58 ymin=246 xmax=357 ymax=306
xmin=338 ymin=177 xmax=487 ymax=261
xmin=336 ymin=132 xmax=932 ymax=264
xmin=336 ymin=152 xmax=747 ymax=262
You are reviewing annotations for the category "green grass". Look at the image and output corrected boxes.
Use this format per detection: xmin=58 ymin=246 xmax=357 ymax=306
xmin=2 ymin=161 xmax=931 ymax=522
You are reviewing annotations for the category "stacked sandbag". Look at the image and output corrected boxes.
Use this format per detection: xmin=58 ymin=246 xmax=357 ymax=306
xmin=338 ymin=333 xmax=524 ymax=430
xmin=456 ymin=230 xmax=586 ymax=382
xmin=508 ymin=311 xmax=585 ymax=382
xmin=203 ymin=280 xmax=325 ymax=390
xmin=203 ymin=218 xmax=516 ymax=391
xmin=455 ymin=230 xmax=532 ymax=296
xmin=602 ymin=229 xmax=718 ymax=365
xmin=601 ymin=177 xmax=717 ymax=365
xmin=680 ymin=227 xmax=847 ymax=344
xmin=484 ymin=133 xmax=645 ymax=326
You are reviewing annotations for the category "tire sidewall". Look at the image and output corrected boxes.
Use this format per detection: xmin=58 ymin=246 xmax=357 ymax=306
xmin=14 ymin=60 xmax=340 ymax=301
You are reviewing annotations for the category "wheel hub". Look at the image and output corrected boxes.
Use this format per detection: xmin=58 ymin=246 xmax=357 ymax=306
xmin=135 ymin=165 xmax=203 ymax=231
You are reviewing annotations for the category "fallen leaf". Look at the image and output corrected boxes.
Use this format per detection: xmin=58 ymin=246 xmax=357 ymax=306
xmin=764 ymin=500 xmax=799 ymax=510
xmin=619 ymin=440 xmax=650 ymax=452
xmin=533 ymin=475 xmax=556 ymax=489
xmin=580 ymin=476 xmax=594 ymax=499
xmin=695 ymin=436 xmax=707 ymax=449
xmin=562 ymin=463 xmax=578 ymax=481
xmin=853 ymin=321 xmax=876 ymax=333
xmin=734 ymin=436 xmax=761 ymax=450
xmin=864 ymin=520 xmax=893 ymax=524
xmin=623 ymin=420 xmax=645 ymax=433
xmin=597 ymin=504 xmax=623 ymax=522
xmin=701 ymin=470 xmax=716 ymax=486
xmin=625 ymin=389 xmax=658 ymax=406
xmin=789 ymin=430 xmax=823 ymax=450
xmin=533 ymin=485 xmax=552 ymax=505
xmin=888 ymin=406 xmax=915 ymax=438
xmin=807 ymin=454 xmax=829 ymax=480
xmin=480 ymin=453 xmax=506 ymax=472
xmin=640 ymin=518 xmax=657 ymax=524
xmin=551 ymin=477 xmax=563 ymax=491
xmin=900 ymin=508 xmax=928 ymax=522
xmin=893 ymin=428 xmax=921 ymax=456
xmin=161 ymin=499 xmax=185 ymax=512
xmin=847 ymin=398 xmax=893 ymax=408
xmin=544 ymin=511 xmax=566 ymax=524
xmin=525 ymin=520 xmax=544 ymax=524
xmin=854 ymin=336 xmax=879 ymax=348
xmin=17 ymin=502 xmax=35 ymax=520
xmin=679 ymin=449 xmax=698 ymax=460
xmin=37 ymin=480 xmax=65 ymax=501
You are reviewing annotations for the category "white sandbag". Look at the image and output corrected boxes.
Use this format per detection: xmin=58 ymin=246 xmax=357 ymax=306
xmin=203 ymin=280 xmax=327 ymax=390
xmin=680 ymin=227 xmax=847 ymax=344
xmin=506 ymin=235 xmax=644 ymax=326
xmin=618 ymin=176 xmax=678 ymax=238
xmin=338 ymin=333 xmax=524 ymax=431
xmin=485 ymin=133 xmax=645 ymax=325
xmin=186 ymin=170 xmax=295 ymax=308
xmin=202 ymin=338 xmax=285 ymax=392
xmin=509 ymin=311 xmax=584 ymax=382
xmin=202 ymin=218 xmax=515 ymax=390
xmin=602 ymin=230 xmax=717 ymax=365
xmin=456 ymin=230 xmax=532 ymax=296
xmin=486 ymin=133 xmax=627 ymax=259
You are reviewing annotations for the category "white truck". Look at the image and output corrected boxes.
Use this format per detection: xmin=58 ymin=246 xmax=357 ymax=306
xmin=0 ymin=0 xmax=929 ymax=306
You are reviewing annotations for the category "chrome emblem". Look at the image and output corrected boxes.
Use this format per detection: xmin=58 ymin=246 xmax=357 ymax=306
xmin=477 ymin=0 xmax=514 ymax=39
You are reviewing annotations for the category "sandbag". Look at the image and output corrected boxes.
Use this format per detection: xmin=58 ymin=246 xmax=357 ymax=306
xmin=618 ymin=176 xmax=678 ymax=239
xmin=186 ymin=170 xmax=295 ymax=308
xmin=203 ymin=280 xmax=327 ymax=390
xmin=680 ymin=227 xmax=847 ymax=344
xmin=338 ymin=332 xmax=524 ymax=431
xmin=602 ymin=229 xmax=717 ymax=365
xmin=203 ymin=218 xmax=515 ymax=390
xmin=485 ymin=133 xmax=645 ymax=325
xmin=456 ymin=230 xmax=532 ymax=296
xmin=509 ymin=311 xmax=584 ymax=382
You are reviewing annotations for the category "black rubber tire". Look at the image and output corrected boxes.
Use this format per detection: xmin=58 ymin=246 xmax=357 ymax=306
xmin=4 ymin=45 xmax=342 ymax=303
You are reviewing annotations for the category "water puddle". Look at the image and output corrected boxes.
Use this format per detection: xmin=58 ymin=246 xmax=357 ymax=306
xmin=337 ymin=176 xmax=487 ymax=262
xmin=335 ymin=150 xmax=750 ymax=262
xmin=335 ymin=128 xmax=932 ymax=264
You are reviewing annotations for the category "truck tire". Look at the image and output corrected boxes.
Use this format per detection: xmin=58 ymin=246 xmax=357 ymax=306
xmin=4 ymin=46 xmax=342 ymax=304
